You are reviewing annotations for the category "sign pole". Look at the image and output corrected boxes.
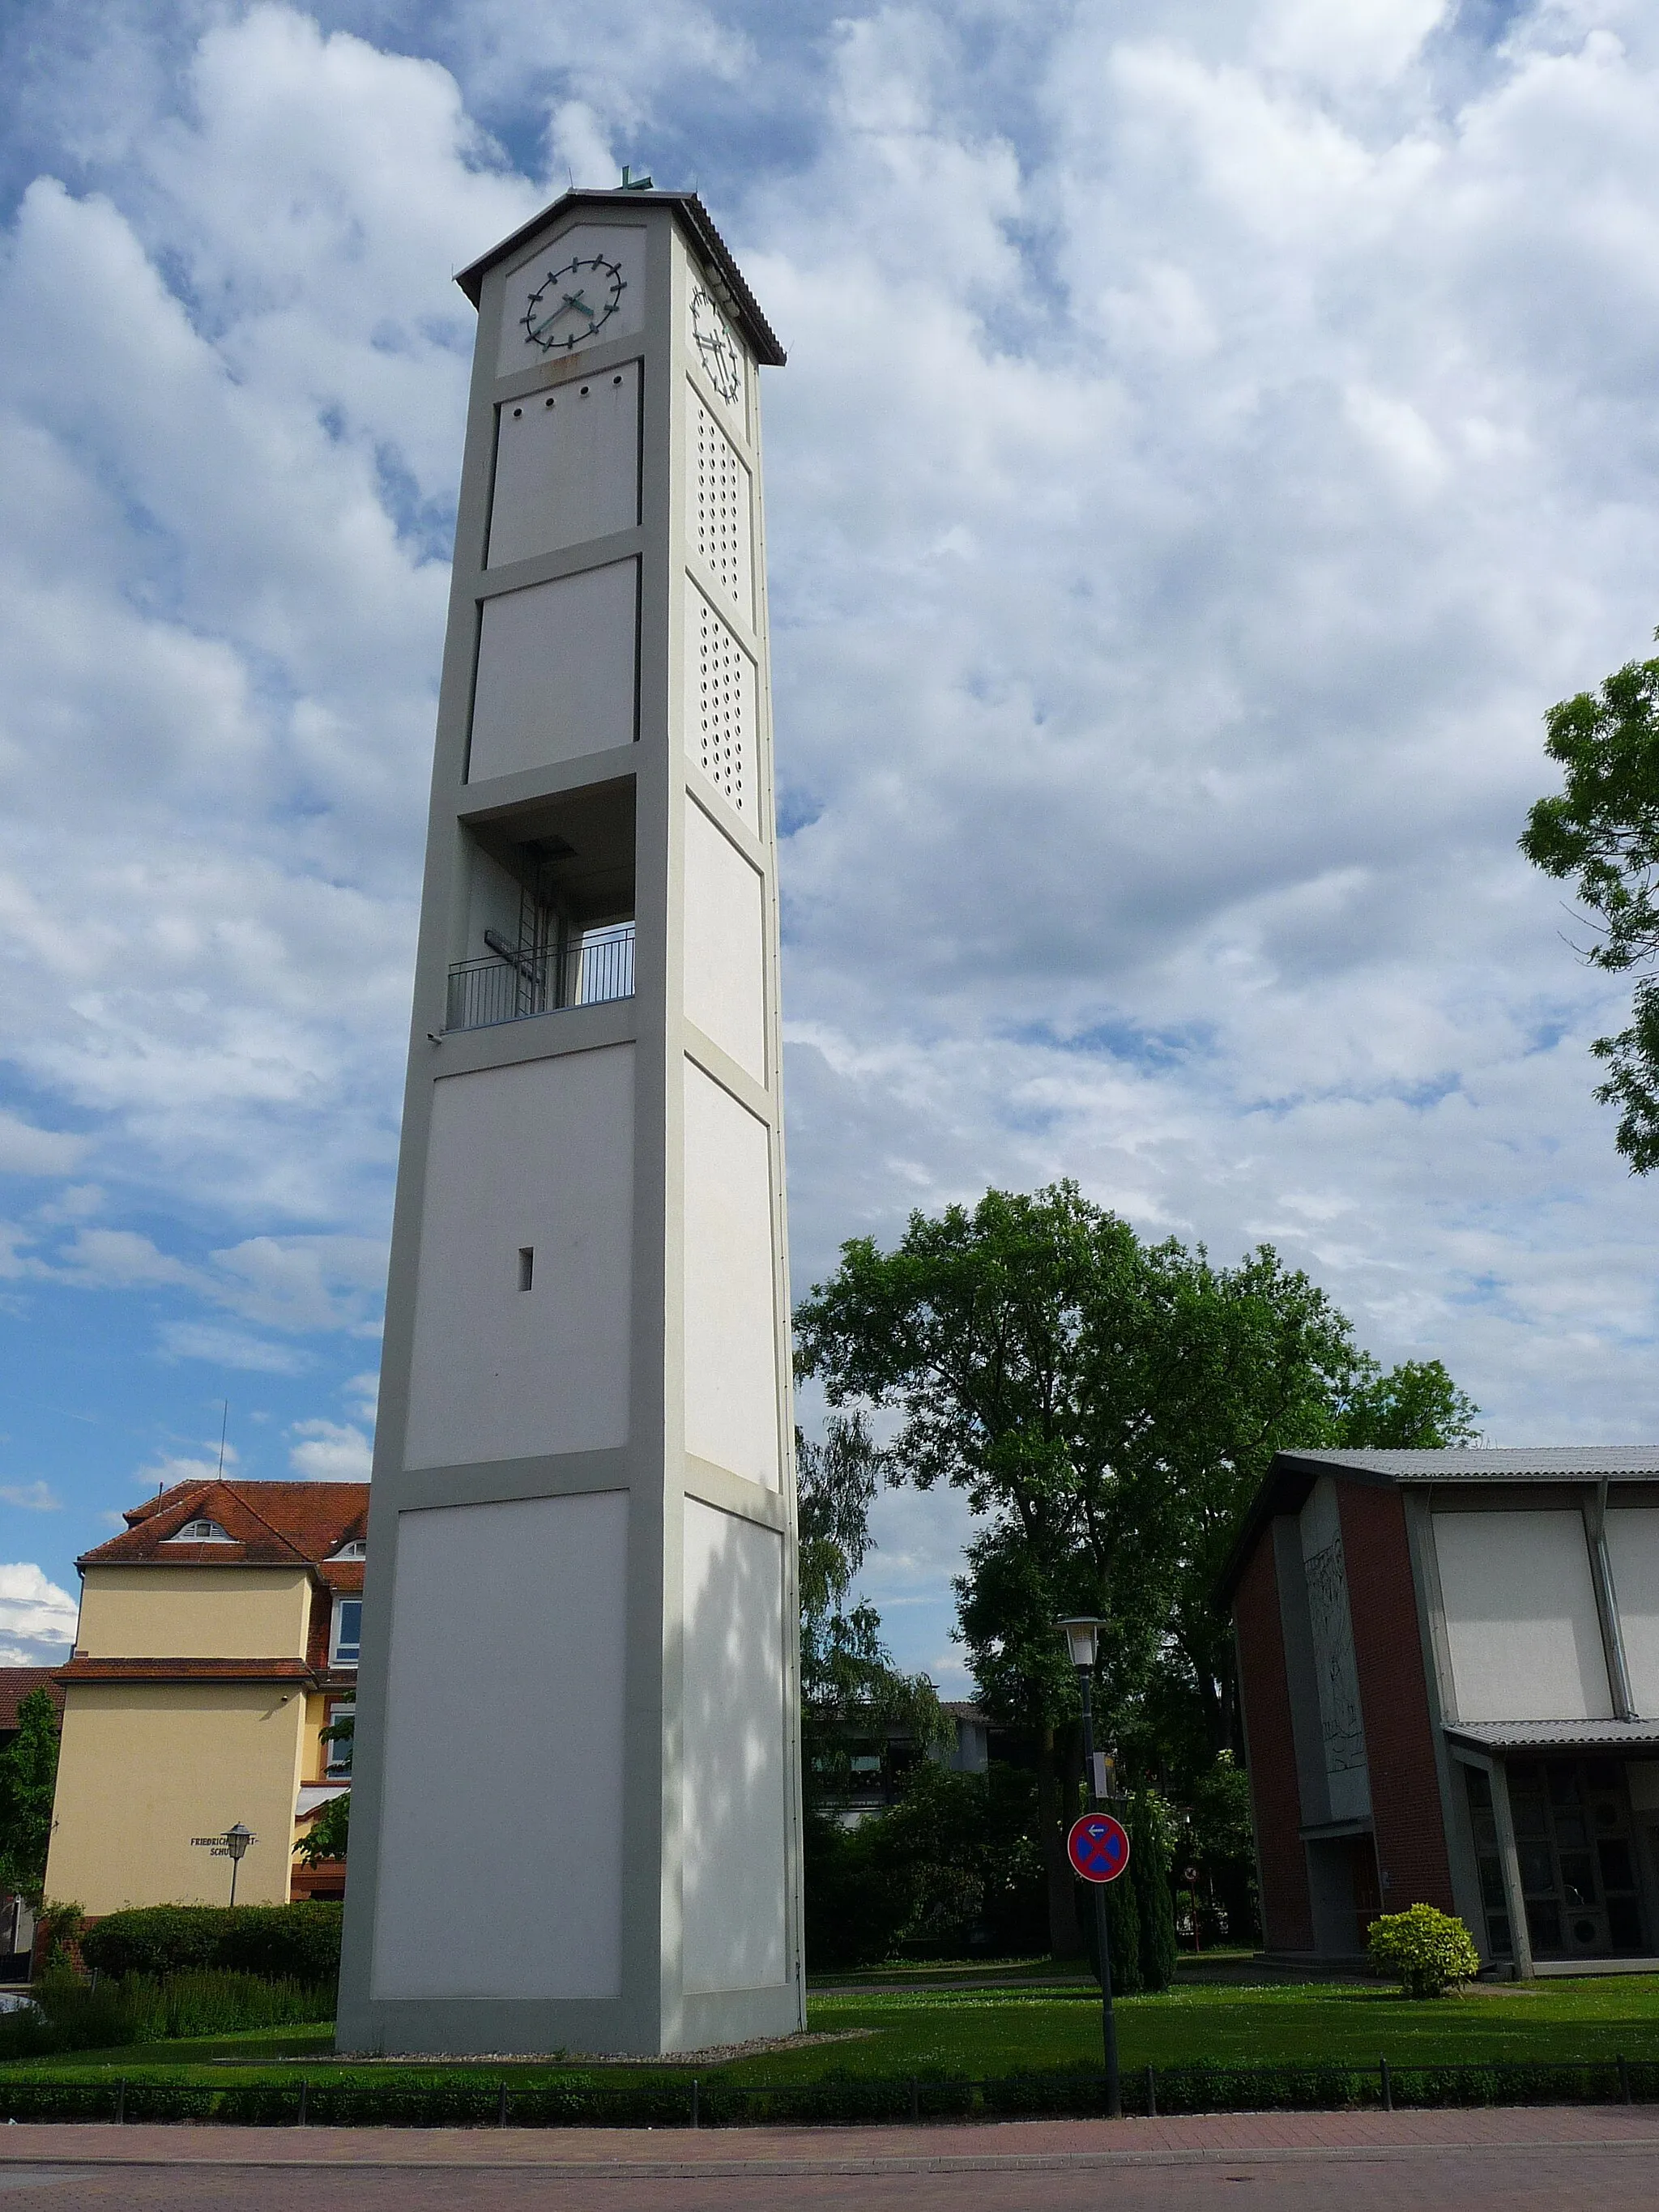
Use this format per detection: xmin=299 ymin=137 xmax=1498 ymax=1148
xmin=1078 ymin=1672 xmax=1121 ymax=2119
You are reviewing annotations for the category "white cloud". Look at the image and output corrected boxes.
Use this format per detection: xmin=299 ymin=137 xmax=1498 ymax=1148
xmin=0 ymin=1483 xmax=60 ymax=1512
xmin=0 ymin=1564 xmax=78 ymax=1656
xmin=135 ymin=1438 xmax=241 ymax=1490
xmin=287 ymin=1418 xmax=373 ymax=1481
xmin=2 ymin=0 xmax=1659 ymax=1685
xmin=0 ymin=1113 xmax=84 ymax=1177
xmin=156 ymin=1323 xmax=309 ymax=1375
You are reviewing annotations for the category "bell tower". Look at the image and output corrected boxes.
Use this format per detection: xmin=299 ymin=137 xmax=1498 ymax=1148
xmin=335 ymin=187 xmax=803 ymax=2056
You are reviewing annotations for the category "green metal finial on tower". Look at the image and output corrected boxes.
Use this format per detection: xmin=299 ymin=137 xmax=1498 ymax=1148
xmin=619 ymin=165 xmax=654 ymax=191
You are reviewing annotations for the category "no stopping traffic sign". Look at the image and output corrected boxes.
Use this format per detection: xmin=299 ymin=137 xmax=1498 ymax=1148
xmin=1067 ymin=1812 xmax=1130 ymax=1884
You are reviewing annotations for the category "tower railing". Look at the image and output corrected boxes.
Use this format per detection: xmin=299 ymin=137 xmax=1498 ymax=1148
xmin=446 ymin=922 xmax=635 ymax=1032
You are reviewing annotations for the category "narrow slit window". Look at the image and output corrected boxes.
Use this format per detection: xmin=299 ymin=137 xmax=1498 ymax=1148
xmin=518 ymin=1246 xmax=535 ymax=1292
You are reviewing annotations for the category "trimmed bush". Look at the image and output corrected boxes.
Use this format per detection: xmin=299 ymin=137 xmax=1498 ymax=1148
xmin=1367 ymin=1903 xmax=1481 ymax=1997
xmin=79 ymin=1903 xmax=342 ymax=1985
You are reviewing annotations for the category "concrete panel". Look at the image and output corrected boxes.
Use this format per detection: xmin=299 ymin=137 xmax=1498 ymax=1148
xmin=687 ymin=385 xmax=752 ymax=619
xmin=683 ymin=802 xmax=766 ymax=1084
xmin=681 ymin=1499 xmax=787 ymax=1993
xmin=496 ymin=225 xmax=646 ymax=381
xmin=488 ymin=364 xmax=640 ymax=569
xmin=1298 ymin=1477 xmax=1370 ymax=1821
xmin=1434 ymin=1510 xmax=1613 ymax=1722
xmin=404 ymin=1048 xmax=633 ymax=1469
xmin=370 ymin=1491 xmax=628 ymax=1998
xmin=684 ymin=585 xmax=756 ymax=825
xmin=468 ymin=560 xmax=638 ymax=783
xmin=682 ymin=1062 xmax=778 ymax=1489
xmin=1606 ymin=1509 xmax=1659 ymax=1717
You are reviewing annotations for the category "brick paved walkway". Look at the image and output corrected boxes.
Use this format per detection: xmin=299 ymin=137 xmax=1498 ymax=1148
xmin=2 ymin=2108 xmax=1659 ymax=2207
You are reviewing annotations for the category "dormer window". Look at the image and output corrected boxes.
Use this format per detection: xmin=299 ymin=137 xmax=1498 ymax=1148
xmin=330 ymin=1541 xmax=367 ymax=1562
xmin=165 ymin=1519 xmax=233 ymax=1544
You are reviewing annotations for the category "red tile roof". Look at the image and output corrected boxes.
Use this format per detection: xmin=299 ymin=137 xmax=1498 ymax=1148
xmin=82 ymin=1481 xmax=368 ymax=1571
xmin=0 ymin=1669 xmax=64 ymax=1729
xmin=55 ymin=1657 xmax=313 ymax=1684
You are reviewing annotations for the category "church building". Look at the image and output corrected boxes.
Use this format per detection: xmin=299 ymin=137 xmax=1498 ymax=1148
xmin=1222 ymin=1445 xmax=1659 ymax=1975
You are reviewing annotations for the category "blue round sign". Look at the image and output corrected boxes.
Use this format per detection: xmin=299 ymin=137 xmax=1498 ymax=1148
xmin=1068 ymin=1812 xmax=1131 ymax=1884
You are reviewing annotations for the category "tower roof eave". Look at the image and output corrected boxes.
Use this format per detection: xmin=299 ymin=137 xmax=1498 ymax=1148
xmin=453 ymin=188 xmax=787 ymax=367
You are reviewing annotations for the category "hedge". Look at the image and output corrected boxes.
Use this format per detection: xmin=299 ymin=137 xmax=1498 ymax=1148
xmin=0 ymin=2055 xmax=1652 ymax=2127
xmin=79 ymin=1905 xmax=342 ymax=1985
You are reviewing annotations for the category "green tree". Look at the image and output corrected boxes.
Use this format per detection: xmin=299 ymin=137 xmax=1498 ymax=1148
xmin=796 ymin=1185 xmax=1143 ymax=1952
xmin=797 ymin=1185 xmax=1478 ymax=1958
xmin=1520 ymin=638 xmax=1659 ymax=1169
xmin=0 ymin=1690 xmax=61 ymax=1904
xmin=796 ymin=1414 xmax=944 ymax=1811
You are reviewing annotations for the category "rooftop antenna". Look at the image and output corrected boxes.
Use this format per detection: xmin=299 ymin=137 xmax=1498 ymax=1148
xmin=619 ymin=164 xmax=653 ymax=191
xmin=215 ymin=1400 xmax=228 ymax=1481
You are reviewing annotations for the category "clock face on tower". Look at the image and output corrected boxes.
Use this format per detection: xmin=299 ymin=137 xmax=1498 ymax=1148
xmin=689 ymin=283 xmax=743 ymax=407
xmin=521 ymin=254 xmax=626 ymax=355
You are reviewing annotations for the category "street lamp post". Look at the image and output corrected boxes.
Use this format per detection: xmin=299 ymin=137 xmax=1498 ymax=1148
xmin=1056 ymin=1617 xmax=1120 ymax=2120
xmin=224 ymin=1822 xmax=252 ymax=1909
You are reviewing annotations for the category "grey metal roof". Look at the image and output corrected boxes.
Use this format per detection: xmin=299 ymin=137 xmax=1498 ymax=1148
xmin=453 ymin=189 xmax=786 ymax=366
xmin=1445 ymin=1719 xmax=1659 ymax=1752
xmin=1216 ymin=1443 xmax=1659 ymax=1609
xmin=1279 ymin=1447 xmax=1659 ymax=1480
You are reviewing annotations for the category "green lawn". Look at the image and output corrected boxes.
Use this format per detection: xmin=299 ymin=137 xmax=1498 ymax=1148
xmin=10 ymin=1975 xmax=1659 ymax=2091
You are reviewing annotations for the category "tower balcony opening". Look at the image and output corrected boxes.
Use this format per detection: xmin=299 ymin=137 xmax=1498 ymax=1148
xmin=450 ymin=776 xmax=634 ymax=1034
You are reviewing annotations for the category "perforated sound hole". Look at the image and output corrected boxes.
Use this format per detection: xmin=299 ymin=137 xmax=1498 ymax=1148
xmin=691 ymin=593 xmax=754 ymax=820
xmin=692 ymin=392 xmax=748 ymax=608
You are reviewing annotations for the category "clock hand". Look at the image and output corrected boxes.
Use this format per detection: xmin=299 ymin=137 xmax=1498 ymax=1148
xmin=527 ymin=292 xmax=596 ymax=343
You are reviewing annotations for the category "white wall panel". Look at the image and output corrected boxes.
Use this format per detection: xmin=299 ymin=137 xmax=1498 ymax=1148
xmin=684 ymin=585 xmax=756 ymax=824
xmin=686 ymin=386 xmax=751 ymax=619
xmin=405 ymin=1049 xmax=633 ymax=1468
xmin=683 ymin=801 xmax=766 ymax=1083
xmin=1607 ymin=1509 xmax=1659 ymax=1716
xmin=489 ymin=364 xmax=640 ymax=569
xmin=1434 ymin=1510 xmax=1612 ymax=1722
xmin=681 ymin=1499 xmax=787 ymax=1993
xmin=496 ymin=225 xmax=646 ymax=380
xmin=371 ymin=1492 xmax=628 ymax=1998
xmin=469 ymin=560 xmax=638 ymax=783
xmin=683 ymin=1061 xmax=778 ymax=1488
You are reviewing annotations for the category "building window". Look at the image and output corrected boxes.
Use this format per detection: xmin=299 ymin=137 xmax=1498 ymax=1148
xmin=329 ymin=1541 xmax=366 ymax=1562
xmin=165 ymin=1519 xmax=233 ymax=1543
xmin=1480 ymin=1758 xmax=1648 ymax=1958
xmin=331 ymin=1597 xmax=362 ymax=1668
xmin=324 ymin=1700 xmax=355 ymax=1777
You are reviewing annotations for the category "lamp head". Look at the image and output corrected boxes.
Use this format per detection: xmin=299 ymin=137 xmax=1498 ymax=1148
xmin=1056 ymin=1616 xmax=1104 ymax=1670
xmin=224 ymin=1822 xmax=252 ymax=1863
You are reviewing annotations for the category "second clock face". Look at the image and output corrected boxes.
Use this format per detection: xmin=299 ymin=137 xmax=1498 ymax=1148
xmin=689 ymin=283 xmax=744 ymax=409
xmin=520 ymin=254 xmax=627 ymax=355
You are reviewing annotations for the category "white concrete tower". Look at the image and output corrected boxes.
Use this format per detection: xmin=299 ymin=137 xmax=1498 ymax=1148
xmin=335 ymin=187 xmax=802 ymax=2056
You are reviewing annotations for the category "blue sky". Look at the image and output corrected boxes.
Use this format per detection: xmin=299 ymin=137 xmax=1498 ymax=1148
xmin=2 ymin=0 xmax=1659 ymax=1689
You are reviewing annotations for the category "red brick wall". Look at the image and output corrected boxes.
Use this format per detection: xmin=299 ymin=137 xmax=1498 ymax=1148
xmin=1338 ymin=1482 xmax=1456 ymax=1915
xmin=1234 ymin=1531 xmax=1314 ymax=1951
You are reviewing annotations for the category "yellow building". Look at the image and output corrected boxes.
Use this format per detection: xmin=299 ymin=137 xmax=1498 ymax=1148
xmin=45 ymin=1479 xmax=366 ymax=1916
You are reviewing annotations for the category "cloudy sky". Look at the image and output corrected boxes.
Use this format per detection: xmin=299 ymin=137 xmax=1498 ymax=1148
xmin=1 ymin=0 xmax=1657 ymax=1688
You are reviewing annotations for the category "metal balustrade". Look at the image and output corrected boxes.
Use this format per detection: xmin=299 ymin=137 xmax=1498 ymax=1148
xmin=446 ymin=922 xmax=635 ymax=1032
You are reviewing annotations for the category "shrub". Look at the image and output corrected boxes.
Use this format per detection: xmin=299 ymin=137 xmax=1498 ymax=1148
xmin=1367 ymin=1904 xmax=1480 ymax=1997
xmin=0 ymin=1971 xmax=331 ymax=2061
xmin=79 ymin=1903 xmax=342 ymax=1985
